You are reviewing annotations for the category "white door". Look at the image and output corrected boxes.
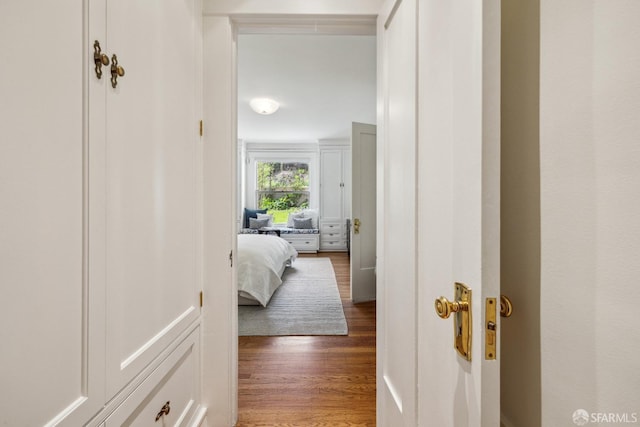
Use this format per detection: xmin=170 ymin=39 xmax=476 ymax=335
xmin=378 ymin=0 xmax=501 ymax=425
xmin=377 ymin=0 xmax=418 ymax=424
xmin=350 ymin=122 xmax=377 ymax=303
xmin=0 ymin=2 xmax=105 ymax=425
xmin=95 ymin=0 xmax=201 ymax=398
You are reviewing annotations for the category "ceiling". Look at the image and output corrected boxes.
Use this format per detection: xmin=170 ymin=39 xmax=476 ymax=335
xmin=237 ymin=34 xmax=376 ymax=142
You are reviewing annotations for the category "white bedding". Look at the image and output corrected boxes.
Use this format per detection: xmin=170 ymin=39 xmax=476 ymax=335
xmin=237 ymin=234 xmax=298 ymax=307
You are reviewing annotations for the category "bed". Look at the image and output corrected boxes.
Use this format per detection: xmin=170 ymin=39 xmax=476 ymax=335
xmin=237 ymin=234 xmax=298 ymax=306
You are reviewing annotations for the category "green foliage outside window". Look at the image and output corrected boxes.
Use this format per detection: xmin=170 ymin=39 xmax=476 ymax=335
xmin=256 ymin=161 xmax=310 ymax=223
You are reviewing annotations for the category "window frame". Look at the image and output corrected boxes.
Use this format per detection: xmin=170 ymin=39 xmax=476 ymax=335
xmin=243 ymin=143 xmax=319 ymax=225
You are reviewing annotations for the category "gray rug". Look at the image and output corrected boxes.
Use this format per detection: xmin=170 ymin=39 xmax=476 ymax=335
xmin=238 ymin=258 xmax=348 ymax=336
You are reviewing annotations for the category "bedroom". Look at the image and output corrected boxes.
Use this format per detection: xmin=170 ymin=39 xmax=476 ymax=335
xmin=234 ymin=32 xmax=377 ymax=423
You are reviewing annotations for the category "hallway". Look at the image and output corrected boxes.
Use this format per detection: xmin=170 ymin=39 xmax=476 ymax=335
xmin=237 ymin=252 xmax=376 ymax=425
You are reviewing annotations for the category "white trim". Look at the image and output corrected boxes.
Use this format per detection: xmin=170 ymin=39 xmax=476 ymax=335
xmin=203 ymin=0 xmax=383 ymax=17
xmin=120 ymin=307 xmax=196 ymax=370
xmin=245 ymin=141 xmax=319 ymax=152
xmin=383 ymin=375 xmax=403 ymax=413
xmin=319 ymin=138 xmax=350 ymax=148
xmin=189 ymin=406 xmax=208 ymax=427
xmin=175 ymin=399 xmax=195 ymax=426
xmin=202 ymin=16 xmax=237 ymax=426
xmin=234 ymin=14 xmax=376 ymax=35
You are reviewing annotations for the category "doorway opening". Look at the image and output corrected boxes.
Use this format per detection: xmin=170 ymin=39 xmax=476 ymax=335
xmin=234 ymin=28 xmax=378 ymax=425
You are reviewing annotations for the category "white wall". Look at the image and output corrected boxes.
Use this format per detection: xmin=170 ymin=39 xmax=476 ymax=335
xmin=540 ymin=0 xmax=640 ymax=424
xmin=500 ymin=0 xmax=541 ymax=425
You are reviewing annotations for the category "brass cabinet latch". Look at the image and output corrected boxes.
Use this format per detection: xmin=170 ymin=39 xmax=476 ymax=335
xmin=435 ymin=282 xmax=472 ymax=361
xmin=110 ymin=54 xmax=125 ymax=88
xmin=93 ymin=40 xmax=110 ymax=79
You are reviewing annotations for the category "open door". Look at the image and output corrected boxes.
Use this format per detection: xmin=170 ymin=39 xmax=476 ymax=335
xmin=377 ymin=0 xmax=501 ymax=425
xmin=351 ymin=122 xmax=377 ymax=303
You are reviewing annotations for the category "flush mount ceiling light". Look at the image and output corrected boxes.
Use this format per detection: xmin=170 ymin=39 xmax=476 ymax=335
xmin=250 ymin=98 xmax=280 ymax=115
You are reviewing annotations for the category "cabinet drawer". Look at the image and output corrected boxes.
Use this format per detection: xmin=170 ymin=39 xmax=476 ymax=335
xmin=320 ymin=239 xmax=347 ymax=250
xmin=321 ymin=231 xmax=343 ymax=240
xmin=106 ymin=327 xmax=200 ymax=427
xmin=284 ymin=235 xmax=319 ymax=252
xmin=320 ymin=222 xmax=344 ymax=233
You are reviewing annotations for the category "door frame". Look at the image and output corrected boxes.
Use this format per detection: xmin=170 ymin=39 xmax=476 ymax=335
xmin=203 ymin=2 xmax=506 ymax=426
xmin=201 ymin=10 xmax=382 ymax=426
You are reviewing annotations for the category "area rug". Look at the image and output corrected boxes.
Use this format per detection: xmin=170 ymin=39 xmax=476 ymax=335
xmin=238 ymin=258 xmax=348 ymax=336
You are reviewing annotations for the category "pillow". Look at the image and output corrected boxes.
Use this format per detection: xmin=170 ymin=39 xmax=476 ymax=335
xmin=286 ymin=211 xmax=305 ymax=227
xmin=293 ymin=217 xmax=313 ymax=229
xmin=256 ymin=213 xmax=273 ymax=227
xmin=243 ymin=208 xmax=267 ymax=228
xmin=249 ymin=217 xmax=270 ymax=229
xmin=302 ymin=208 xmax=319 ymax=228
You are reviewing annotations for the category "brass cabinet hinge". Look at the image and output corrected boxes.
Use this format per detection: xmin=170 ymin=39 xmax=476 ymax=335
xmin=199 ymin=291 xmax=203 ymax=308
xmin=229 ymin=250 xmax=233 ymax=267
xmin=199 ymin=120 xmax=203 ymax=136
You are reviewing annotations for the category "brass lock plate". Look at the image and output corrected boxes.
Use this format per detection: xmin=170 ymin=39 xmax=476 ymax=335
xmin=454 ymin=282 xmax=472 ymax=361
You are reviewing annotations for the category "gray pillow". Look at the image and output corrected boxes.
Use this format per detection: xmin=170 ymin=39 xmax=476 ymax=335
xmin=287 ymin=211 xmax=305 ymax=227
xmin=249 ymin=218 xmax=270 ymax=229
xmin=293 ymin=217 xmax=313 ymax=229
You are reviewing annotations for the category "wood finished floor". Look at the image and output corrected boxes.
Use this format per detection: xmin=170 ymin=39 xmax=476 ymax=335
xmin=237 ymin=252 xmax=376 ymax=427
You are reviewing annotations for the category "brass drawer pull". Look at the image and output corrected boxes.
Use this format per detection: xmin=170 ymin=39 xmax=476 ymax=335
xmin=155 ymin=401 xmax=170 ymax=422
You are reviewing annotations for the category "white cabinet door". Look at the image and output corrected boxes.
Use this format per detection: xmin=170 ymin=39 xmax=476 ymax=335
xmin=320 ymin=149 xmax=344 ymax=222
xmin=320 ymin=146 xmax=350 ymax=251
xmin=342 ymin=148 xmax=352 ymax=220
xmin=96 ymin=0 xmax=201 ymax=397
xmin=0 ymin=2 xmax=105 ymax=425
xmin=1 ymin=1 xmax=201 ymax=425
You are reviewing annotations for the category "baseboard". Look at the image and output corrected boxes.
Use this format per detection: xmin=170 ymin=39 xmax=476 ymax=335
xmin=352 ymin=295 xmax=376 ymax=304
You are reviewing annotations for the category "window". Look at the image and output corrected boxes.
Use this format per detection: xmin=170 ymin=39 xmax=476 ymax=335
xmin=256 ymin=161 xmax=309 ymax=224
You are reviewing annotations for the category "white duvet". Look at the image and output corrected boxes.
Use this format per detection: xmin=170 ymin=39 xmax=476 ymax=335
xmin=237 ymin=234 xmax=298 ymax=307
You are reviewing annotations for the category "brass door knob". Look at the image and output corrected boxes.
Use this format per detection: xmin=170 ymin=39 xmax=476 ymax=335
xmin=434 ymin=296 xmax=468 ymax=319
xmin=500 ymin=295 xmax=513 ymax=317
xmin=434 ymin=283 xmax=472 ymax=360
